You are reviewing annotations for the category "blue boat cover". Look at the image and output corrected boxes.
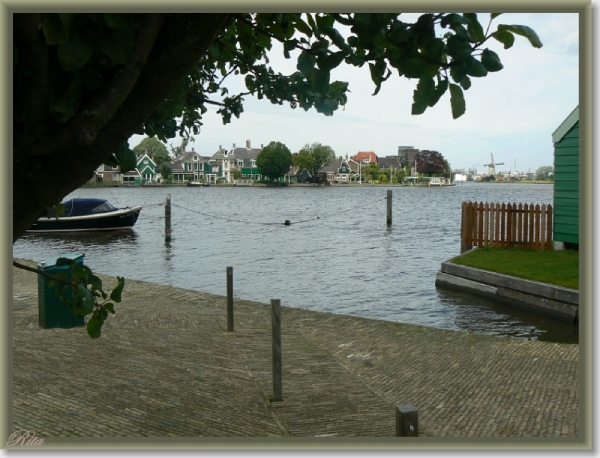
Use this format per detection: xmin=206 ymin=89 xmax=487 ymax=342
xmin=60 ymin=198 xmax=118 ymax=217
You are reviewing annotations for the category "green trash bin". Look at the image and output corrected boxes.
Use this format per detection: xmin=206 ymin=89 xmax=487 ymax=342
xmin=38 ymin=252 xmax=86 ymax=329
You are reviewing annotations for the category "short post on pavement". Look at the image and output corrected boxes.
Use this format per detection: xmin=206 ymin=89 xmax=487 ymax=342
xmin=271 ymin=299 xmax=283 ymax=402
xmin=165 ymin=194 xmax=172 ymax=243
xmin=396 ymin=403 xmax=418 ymax=437
xmin=226 ymin=266 xmax=234 ymax=332
xmin=387 ymin=190 xmax=393 ymax=227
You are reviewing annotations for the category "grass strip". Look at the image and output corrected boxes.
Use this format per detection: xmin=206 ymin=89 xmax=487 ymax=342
xmin=450 ymin=247 xmax=578 ymax=290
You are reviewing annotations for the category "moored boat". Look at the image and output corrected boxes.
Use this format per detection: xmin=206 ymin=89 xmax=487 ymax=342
xmin=187 ymin=181 xmax=209 ymax=187
xmin=27 ymin=198 xmax=142 ymax=233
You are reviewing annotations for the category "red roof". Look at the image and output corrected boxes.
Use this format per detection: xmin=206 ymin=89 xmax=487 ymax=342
xmin=351 ymin=151 xmax=378 ymax=163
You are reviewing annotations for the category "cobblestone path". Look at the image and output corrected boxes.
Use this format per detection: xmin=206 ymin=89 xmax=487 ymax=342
xmin=12 ymin=262 xmax=579 ymax=438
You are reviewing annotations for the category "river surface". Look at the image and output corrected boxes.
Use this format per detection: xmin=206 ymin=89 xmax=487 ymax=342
xmin=13 ymin=182 xmax=578 ymax=343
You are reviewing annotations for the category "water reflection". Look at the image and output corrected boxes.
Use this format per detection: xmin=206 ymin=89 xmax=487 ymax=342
xmin=436 ymin=287 xmax=578 ymax=344
xmin=17 ymin=230 xmax=140 ymax=261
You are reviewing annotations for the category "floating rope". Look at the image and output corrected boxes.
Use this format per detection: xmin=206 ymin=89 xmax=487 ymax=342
xmin=170 ymin=196 xmax=386 ymax=227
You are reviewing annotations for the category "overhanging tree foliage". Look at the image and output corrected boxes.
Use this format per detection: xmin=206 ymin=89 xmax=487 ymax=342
xmin=13 ymin=13 xmax=542 ymax=337
xmin=256 ymin=141 xmax=293 ymax=181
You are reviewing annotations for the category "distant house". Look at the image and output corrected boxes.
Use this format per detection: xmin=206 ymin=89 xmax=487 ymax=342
xmin=122 ymin=153 xmax=157 ymax=184
xmin=212 ymin=140 xmax=262 ymax=183
xmin=552 ymin=105 xmax=579 ymax=250
xmin=320 ymin=157 xmax=353 ymax=183
xmin=378 ymin=156 xmax=402 ymax=169
xmin=351 ymin=151 xmax=378 ymax=164
xmin=158 ymin=158 xmax=188 ymax=183
xmin=90 ymin=164 xmax=122 ymax=183
xmin=179 ymin=149 xmax=219 ymax=183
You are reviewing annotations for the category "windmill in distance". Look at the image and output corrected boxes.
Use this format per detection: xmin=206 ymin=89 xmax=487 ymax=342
xmin=483 ymin=153 xmax=504 ymax=178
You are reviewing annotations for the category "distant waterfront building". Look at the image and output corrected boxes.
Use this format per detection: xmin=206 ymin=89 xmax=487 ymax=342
xmin=397 ymin=146 xmax=419 ymax=163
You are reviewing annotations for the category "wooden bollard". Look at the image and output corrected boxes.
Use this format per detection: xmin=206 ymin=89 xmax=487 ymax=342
xmin=396 ymin=404 xmax=418 ymax=437
xmin=165 ymin=194 xmax=172 ymax=243
xmin=226 ymin=267 xmax=234 ymax=332
xmin=386 ymin=190 xmax=392 ymax=227
xmin=271 ymin=299 xmax=283 ymax=402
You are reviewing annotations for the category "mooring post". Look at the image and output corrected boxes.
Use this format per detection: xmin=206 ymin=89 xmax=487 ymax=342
xmin=165 ymin=194 xmax=172 ymax=243
xmin=271 ymin=299 xmax=283 ymax=402
xmin=396 ymin=404 xmax=418 ymax=437
xmin=226 ymin=266 xmax=234 ymax=332
xmin=387 ymin=190 xmax=392 ymax=227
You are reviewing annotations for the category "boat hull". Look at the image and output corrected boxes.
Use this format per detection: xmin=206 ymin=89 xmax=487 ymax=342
xmin=27 ymin=206 xmax=142 ymax=233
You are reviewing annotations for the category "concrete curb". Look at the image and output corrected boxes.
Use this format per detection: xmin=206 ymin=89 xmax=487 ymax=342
xmin=435 ymin=262 xmax=578 ymax=324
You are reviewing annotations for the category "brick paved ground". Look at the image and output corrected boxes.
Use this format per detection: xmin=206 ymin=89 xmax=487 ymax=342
xmin=12 ymin=261 xmax=579 ymax=439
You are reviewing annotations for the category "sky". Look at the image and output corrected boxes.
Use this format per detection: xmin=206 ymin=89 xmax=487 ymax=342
xmin=130 ymin=12 xmax=579 ymax=175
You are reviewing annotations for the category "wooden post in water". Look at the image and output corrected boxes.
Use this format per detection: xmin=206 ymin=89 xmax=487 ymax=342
xmin=165 ymin=194 xmax=172 ymax=243
xmin=271 ymin=299 xmax=283 ymax=402
xmin=386 ymin=190 xmax=392 ymax=227
xmin=226 ymin=266 xmax=234 ymax=332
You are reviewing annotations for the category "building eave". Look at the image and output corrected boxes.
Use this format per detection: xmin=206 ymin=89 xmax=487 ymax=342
xmin=552 ymin=105 xmax=579 ymax=144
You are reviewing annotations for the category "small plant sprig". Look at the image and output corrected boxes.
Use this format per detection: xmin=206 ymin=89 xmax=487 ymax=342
xmin=50 ymin=257 xmax=125 ymax=338
xmin=14 ymin=258 xmax=125 ymax=338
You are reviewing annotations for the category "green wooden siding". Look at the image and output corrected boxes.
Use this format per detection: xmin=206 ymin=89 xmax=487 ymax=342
xmin=553 ymin=122 xmax=578 ymax=244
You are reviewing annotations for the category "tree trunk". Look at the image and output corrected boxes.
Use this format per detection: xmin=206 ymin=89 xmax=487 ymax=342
xmin=13 ymin=14 xmax=234 ymax=242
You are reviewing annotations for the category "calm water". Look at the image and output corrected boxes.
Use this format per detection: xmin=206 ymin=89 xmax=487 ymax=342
xmin=13 ymin=182 xmax=578 ymax=343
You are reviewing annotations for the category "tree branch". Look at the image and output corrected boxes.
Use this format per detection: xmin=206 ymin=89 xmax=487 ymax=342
xmin=13 ymin=260 xmax=75 ymax=287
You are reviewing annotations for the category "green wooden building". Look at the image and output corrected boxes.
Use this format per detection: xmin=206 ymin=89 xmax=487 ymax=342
xmin=552 ymin=106 xmax=579 ymax=249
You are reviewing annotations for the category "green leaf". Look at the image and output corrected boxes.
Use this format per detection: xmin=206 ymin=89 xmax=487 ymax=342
xmin=317 ymin=51 xmax=346 ymax=72
xmin=388 ymin=25 xmax=412 ymax=46
xmin=57 ymin=32 xmax=93 ymax=72
xmin=421 ymin=38 xmax=444 ymax=61
xmin=113 ymin=144 xmax=136 ymax=173
xmin=492 ymin=29 xmax=515 ymax=49
xmin=42 ymin=14 xmax=69 ymax=45
xmin=411 ymin=77 xmax=435 ymax=115
xmin=481 ymin=48 xmax=504 ymax=72
xmin=427 ymin=79 xmax=449 ymax=108
xmin=369 ymin=61 xmax=387 ymax=95
xmin=87 ymin=316 xmax=103 ymax=339
xmin=459 ymin=75 xmax=471 ymax=90
xmin=77 ymin=283 xmax=95 ymax=313
xmin=321 ymin=26 xmax=347 ymax=49
xmin=497 ymin=24 xmax=543 ymax=48
xmin=310 ymin=68 xmax=330 ymax=92
xmin=72 ymin=264 xmax=92 ymax=280
xmin=491 ymin=13 xmax=502 ymax=20
xmin=105 ymin=303 xmax=115 ymax=314
xmin=449 ymin=83 xmax=466 ymax=119
xmin=89 ymin=275 xmax=103 ymax=291
xmin=110 ymin=276 xmax=125 ymax=303
xmin=465 ymin=56 xmax=488 ymax=77
xmin=463 ymin=13 xmax=485 ymax=43
xmin=447 ymin=34 xmax=472 ymax=60
xmin=297 ymin=51 xmax=315 ymax=78
xmin=440 ymin=13 xmax=468 ymax=29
